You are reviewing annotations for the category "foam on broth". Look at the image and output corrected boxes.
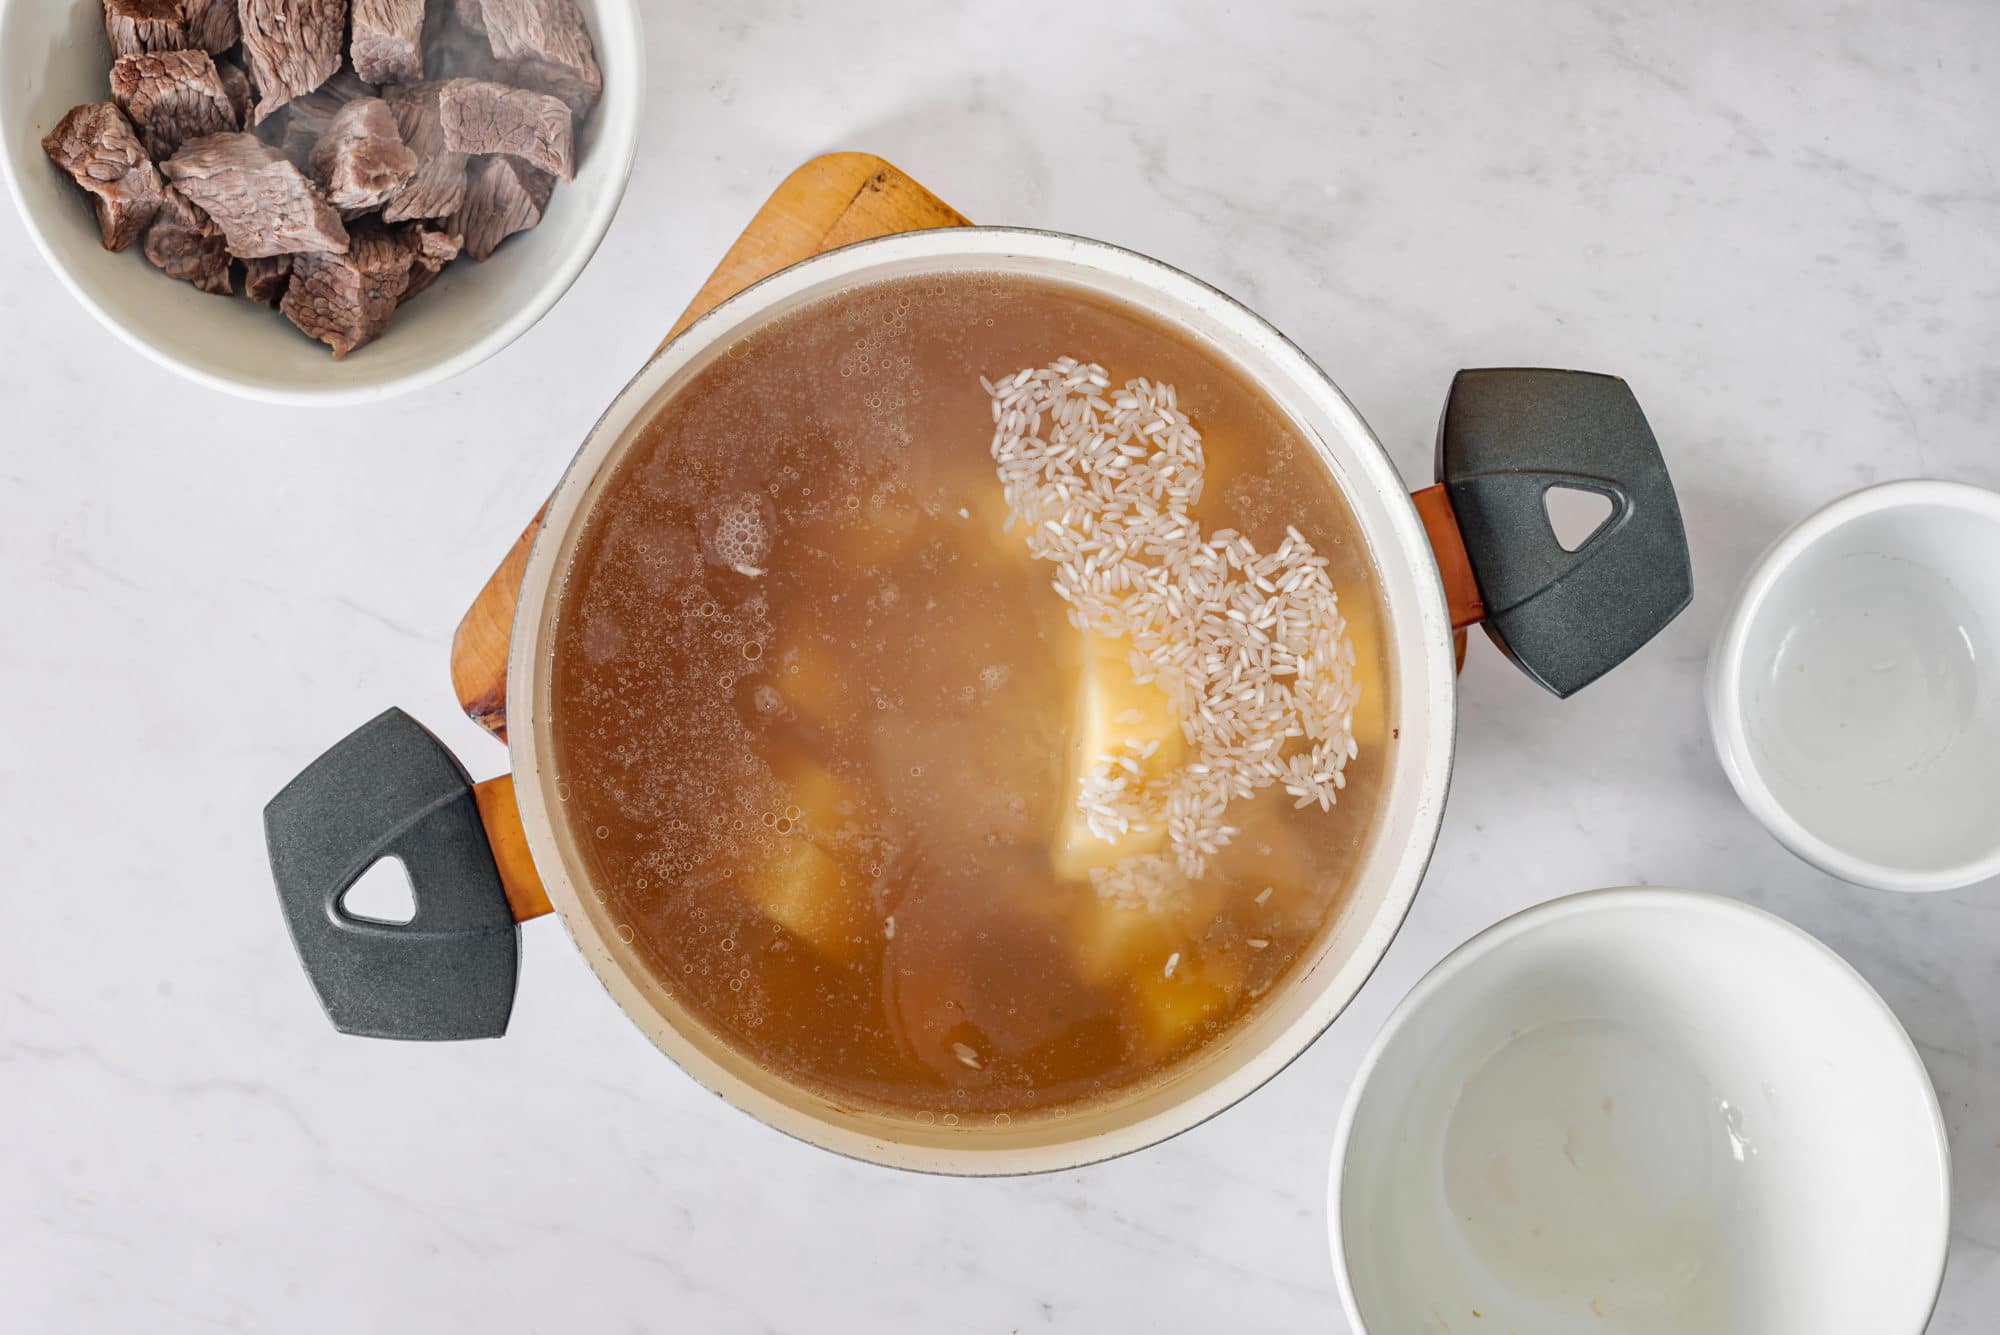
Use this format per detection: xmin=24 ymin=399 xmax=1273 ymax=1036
xmin=547 ymin=271 xmax=1390 ymax=1123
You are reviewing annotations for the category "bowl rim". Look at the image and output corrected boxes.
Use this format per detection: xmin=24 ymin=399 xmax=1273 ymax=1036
xmin=1704 ymin=477 xmax=2000 ymax=893
xmin=1325 ymin=885 xmax=1952 ymax=1334
xmin=0 ymin=0 xmax=645 ymax=406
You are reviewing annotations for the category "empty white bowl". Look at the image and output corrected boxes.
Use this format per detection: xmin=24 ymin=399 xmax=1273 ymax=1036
xmin=1331 ymin=889 xmax=1948 ymax=1335
xmin=0 ymin=0 xmax=642 ymax=405
xmin=1708 ymin=479 xmax=2000 ymax=892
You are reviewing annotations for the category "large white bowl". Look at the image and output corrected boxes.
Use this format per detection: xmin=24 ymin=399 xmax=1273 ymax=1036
xmin=1330 ymin=889 xmax=1950 ymax=1335
xmin=0 ymin=0 xmax=643 ymax=405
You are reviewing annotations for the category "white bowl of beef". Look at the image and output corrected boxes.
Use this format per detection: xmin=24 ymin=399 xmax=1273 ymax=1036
xmin=0 ymin=0 xmax=642 ymax=405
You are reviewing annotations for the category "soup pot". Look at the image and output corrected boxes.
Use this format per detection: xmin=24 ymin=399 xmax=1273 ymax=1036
xmin=266 ymin=229 xmax=1691 ymax=1174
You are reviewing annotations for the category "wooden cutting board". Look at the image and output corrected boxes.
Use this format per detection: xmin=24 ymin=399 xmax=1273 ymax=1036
xmin=448 ymin=153 xmax=970 ymax=741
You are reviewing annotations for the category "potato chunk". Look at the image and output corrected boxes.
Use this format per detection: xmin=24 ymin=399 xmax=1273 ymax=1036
xmin=738 ymin=835 xmax=870 ymax=964
xmin=1066 ymin=878 xmax=1227 ymax=988
xmin=1336 ymin=583 xmax=1387 ymax=747
xmin=1128 ymin=949 xmax=1247 ymax=1054
xmin=734 ymin=759 xmax=876 ymax=962
xmin=1051 ymin=634 xmax=1186 ymax=879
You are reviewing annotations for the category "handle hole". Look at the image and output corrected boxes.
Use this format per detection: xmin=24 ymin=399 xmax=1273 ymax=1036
xmin=340 ymin=856 xmax=418 ymax=926
xmin=1544 ymin=486 xmax=1616 ymax=552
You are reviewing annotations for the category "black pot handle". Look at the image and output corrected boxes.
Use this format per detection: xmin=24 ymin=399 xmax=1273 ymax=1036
xmin=263 ymin=708 xmax=519 ymax=1041
xmin=1435 ymin=368 xmax=1692 ymax=697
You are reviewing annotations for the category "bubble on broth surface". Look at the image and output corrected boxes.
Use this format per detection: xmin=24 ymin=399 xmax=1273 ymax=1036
xmin=703 ymin=491 xmax=775 ymax=572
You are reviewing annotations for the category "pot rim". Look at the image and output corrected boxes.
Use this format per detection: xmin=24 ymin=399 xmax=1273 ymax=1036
xmin=504 ymin=226 xmax=1461 ymax=1174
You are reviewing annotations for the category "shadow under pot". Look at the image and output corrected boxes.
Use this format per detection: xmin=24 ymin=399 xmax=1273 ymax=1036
xmin=266 ymin=229 xmax=1691 ymax=1175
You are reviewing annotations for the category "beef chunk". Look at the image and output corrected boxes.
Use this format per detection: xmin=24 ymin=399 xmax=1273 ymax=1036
xmin=101 ymin=0 xmax=186 ymax=58
xmin=309 ymin=97 xmax=418 ymax=214
xmin=183 ymin=0 xmax=239 ymax=52
xmin=397 ymin=223 xmax=462 ymax=301
xmin=506 ymin=58 xmax=597 ymax=123
xmin=351 ymin=0 xmax=425 ymax=85
xmin=379 ymin=83 xmax=468 ymax=221
xmin=240 ymin=0 xmax=348 ymax=122
xmin=217 ymin=58 xmax=255 ymax=126
xmin=163 ymin=132 xmax=349 ymax=257
xmin=477 ymin=0 xmax=600 ymax=118
xmin=41 ymin=102 xmax=164 ymax=251
xmin=142 ymin=184 xmax=232 ymax=294
xmin=110 ymin=50 xmax=238 ymax=160
xmin=281 ymin=218 xmax=415 ymax=356
xmin=453 ymin=152 xmax=552 ymax=260
xmin=437 ymin=79 xmax=572 ymax=180
xmin=97 ymin=0 xmax=258 ymax=58
xmin=279 ymin=69 xmax=379 ymax=166
xmin=243 ymin=254 xmax=293 ymax=306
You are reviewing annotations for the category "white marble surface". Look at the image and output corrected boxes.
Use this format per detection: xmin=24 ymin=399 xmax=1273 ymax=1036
xmin=3 ymin=1 xmax=1997 ymax=1330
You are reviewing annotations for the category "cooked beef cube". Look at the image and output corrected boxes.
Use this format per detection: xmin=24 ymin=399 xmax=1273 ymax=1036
xmin=453 ymin=152 xmax=552 ymax=260
xmin=41 ymin=102 xmax=164 ymax=251
xmin=505 ymin=58 xmax=598 ymax=123
xmin=437 ymin=79 xmax=572 ymax=180
xmin=217 ymin=58 xmax=255 ymax=126
xmin=163 ymin=132 xmax=349 ymax=257
xmin=183 ymin=0 xmax=239 ymax=51
xmin=477 ymin=0 xmax=600 ymax=118
xmin=110 ymin=50 xmax=238 ymax=160
xmin=351 ymin=0 xmax=425 ymax=84
xmin=453 ymin=0 xmax=486 ymax=35
xmin=142 ymin=184 xmax=232 ymax=294
xmin=380 ymin=83 xmax=468 ymax=222
xmin=243 ymin=254 xmax=293 ymax=306
xmin=240 ymin=0 xmax=348 ymax=122
xmin=309 ymin=96 xmax=418 ymax=214
xmin=102 ymin=0 xmax=186 ymax=58
xmin=397 ymin=223 xmax=462 ymax=301
xmin=279 ymin=70 xmax=380 ymax=166
xmin=281 ymin=218 xmax=415 ymax=356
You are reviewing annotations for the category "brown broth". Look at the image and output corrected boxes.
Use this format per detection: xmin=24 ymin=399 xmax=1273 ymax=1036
xmin=547 ymin=271 xmax=1391 ymax=1123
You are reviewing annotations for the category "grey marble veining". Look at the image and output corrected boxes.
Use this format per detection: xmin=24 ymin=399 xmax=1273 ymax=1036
xmin=2 ymin=1 xmax=1996 ymax=1330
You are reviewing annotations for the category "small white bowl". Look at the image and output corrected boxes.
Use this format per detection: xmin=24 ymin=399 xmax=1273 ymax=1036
xmin=1707 ymin=479 xmax=2000 ymax=893
xmin=0 ymin=0 xmax=642 ymax=405
xmin=1330 ymin=889 xmax=1949 ymax=1335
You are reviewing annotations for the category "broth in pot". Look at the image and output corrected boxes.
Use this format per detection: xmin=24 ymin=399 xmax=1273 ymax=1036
xmin=547 ymin=271 xmax=1390 ymax=1125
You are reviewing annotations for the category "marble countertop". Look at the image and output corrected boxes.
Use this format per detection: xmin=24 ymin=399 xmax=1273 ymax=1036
xmin=4 ymin=2 xmax=1996 ymax=1330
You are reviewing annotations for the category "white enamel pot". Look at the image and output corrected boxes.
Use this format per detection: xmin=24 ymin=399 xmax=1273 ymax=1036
xmin=267 ymin=229 xmax=1692 ymax=1174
